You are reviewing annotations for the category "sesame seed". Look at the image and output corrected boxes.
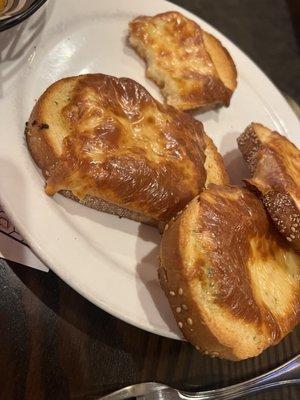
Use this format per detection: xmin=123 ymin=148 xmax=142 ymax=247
xmin=176 ymin=307 xmax=181 ymax=313
xmin=187 ymin=318 xmax=193 ymax=326
xmin=178 ymin=288 xmax=183 ymax=295
xmin=164 ymin=223 xmax=169 ymax=231
xmin=195 ymin=345 xmax=200 ymax=350
xmin=287 ymin=237 xmax=292 ymax=242
xmin=182 ymin=304 xmax=188 ymax=310
xmin=291 ymin=227 xmax=296 ymax=232
xmin=169 ymin=291 xmax=175 ymax=296
xmin=204 ymin=350 xmax=209 ymax=355
xmin=178 ymin=322 xmax=183 ymax=328
xmin=290 ymin=234 xmax=295 ymax=239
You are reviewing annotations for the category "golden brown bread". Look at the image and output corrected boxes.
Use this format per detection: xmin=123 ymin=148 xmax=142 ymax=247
xmin=238 ymin=123 xmax=300 ymax=251
xmin=26 ymin=74 xmax=228 ymax=227
xmin=159 ymin=185 xmax=300 ymax=360
xmin=0 ymin=0 xmax=6 ymax=13
xmin=129 ymin=11 xmax=237 ymax=111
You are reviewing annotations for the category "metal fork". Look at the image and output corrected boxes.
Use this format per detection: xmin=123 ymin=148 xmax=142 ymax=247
xmin=99 ymin=354 xmax=300 ymax=400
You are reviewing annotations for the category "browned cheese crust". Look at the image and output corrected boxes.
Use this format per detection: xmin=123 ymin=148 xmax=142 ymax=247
xmin=159 ymin=185 xmax=300 ymax=360
xmin=26 ymin=74 xmax=228 ymax=226
xmin=129 ymin=11 xmax=237 ymax=111
xmin=238 ymin=123 xmax=300 ymax=251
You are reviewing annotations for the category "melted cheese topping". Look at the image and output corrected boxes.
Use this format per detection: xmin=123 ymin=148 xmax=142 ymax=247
xmin=129 ymin=11 xmax=234 ymax=110
xmin=187 ymin=186 xmax=300 ymax=342
xmin=45 ymin=74 xmax=207 ymax=222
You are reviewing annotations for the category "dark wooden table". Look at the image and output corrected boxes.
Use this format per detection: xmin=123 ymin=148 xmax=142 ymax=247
xmin=0 ymin=1 xmax=299 ymax=399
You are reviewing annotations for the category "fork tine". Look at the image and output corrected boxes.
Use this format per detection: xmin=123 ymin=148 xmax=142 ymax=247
xmin=137 ymin=387 xmax=181 ymax=400
xmin=99 ymin=383 xmax=170 ymax=400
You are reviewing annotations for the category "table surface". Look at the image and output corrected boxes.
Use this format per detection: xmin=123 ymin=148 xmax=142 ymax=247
xmin=0 ymin=1 xmax=299 ymax=399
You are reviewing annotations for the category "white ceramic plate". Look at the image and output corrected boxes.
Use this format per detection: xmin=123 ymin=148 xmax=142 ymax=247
xmin=0 ymin=0 xmax=299 ymax=340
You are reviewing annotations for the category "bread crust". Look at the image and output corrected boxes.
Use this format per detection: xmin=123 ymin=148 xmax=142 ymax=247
xmin=203 ymin=133 xmax=230 ymax=186
xmin=26 ymin=74 xmax=228 ymax=226
xmin=238 ymin=123 xmax=300 ymax=251
xmin=159 ymin=185 xmax=300 ymax=360
xmin=159 ymin=200 xmax=235 ymax=360
xmin=129 ymin=11 xmax=237 ymax=111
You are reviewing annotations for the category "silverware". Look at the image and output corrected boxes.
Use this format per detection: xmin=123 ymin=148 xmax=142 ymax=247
xmin=99 ymin=354 xmax=300 ymax=400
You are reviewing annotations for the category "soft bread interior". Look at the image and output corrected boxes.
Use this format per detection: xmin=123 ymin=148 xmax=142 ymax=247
xmin=238 ymin=123 xmax=300 ymax=251
xmin=249 ymin=123 xmax=300 ymax=190
xmin=129 ymin=29 xmax=185 ymax=109
xmin=204 ymin=133 xmax=229 ymax=186
xmin=202 ymin=31 xmax=237 ymax=91
xmin=37 ymin=78 xmax=76 ymax=157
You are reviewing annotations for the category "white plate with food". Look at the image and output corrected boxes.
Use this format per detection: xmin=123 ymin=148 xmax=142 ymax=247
xmin=0 ymin=0 xmax=299 ymax=349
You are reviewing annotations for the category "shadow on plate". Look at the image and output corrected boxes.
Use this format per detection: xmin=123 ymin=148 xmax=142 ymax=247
xmin=135 ymin=223 xmax=181 ymax=336
xmin=0 ymin=2 xmax=50 ymax=96
xmin=220 ymin=131 xmax=250 ymax=186
xmin=56 ymin=193 xmax=179 ymax=335
xmin=189 ymin=106 xmax=221 ymax=122
xmin=54 ymin=194 xmax=141 ymax=237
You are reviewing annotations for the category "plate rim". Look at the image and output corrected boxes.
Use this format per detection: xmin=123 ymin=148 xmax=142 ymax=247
xmin=0 ymin=0 xmax=299 ymax=340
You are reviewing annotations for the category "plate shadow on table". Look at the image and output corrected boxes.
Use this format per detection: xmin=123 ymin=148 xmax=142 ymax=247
xmin=286 ymin=0 xmax=300 ymax=47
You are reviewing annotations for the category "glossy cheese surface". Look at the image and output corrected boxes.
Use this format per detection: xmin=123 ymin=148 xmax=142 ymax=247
xmin=40 ymin=74 xmax=207 ymax=222
xmin=129 ymin=11 xmax=236 ymax=110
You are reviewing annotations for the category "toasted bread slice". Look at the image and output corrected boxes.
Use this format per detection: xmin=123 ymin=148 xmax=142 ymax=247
xmin=129 ymin=11 xmax=237 ymax=111
xmin=159 ymin=185 xmax=300 ymax=360
xmin=238 ymin=123 xmax=300 ymax=251
xmin=26 ymin=74 xmax=228 ymax=227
